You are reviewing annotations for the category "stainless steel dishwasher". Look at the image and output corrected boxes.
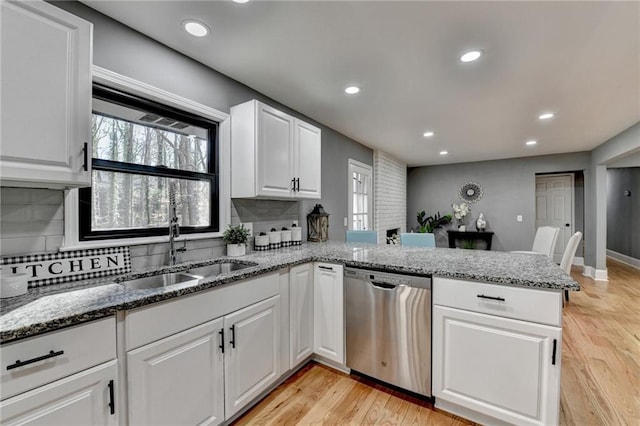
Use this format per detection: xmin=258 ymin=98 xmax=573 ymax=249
xmin=345 ymin=267 xmax=432 ymax=397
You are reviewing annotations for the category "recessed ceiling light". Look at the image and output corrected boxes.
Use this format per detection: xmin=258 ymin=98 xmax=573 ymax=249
xmin=345 ymin=86 xmax=360 ymax=95
xmin=182 ymin=20 xmax=209 ymax=37
xmin=232 ymin=0 xmax=251 ymax=3
xmin=526 ymin=140 xmax=537 ymax=146
xmin=440 ymin=150 xmax=448 ymax=155
xmin=538 ymin=113 xmax=555 ymax=120
xmin=423 ymin=131 xmax=435 ymax=138
xmin=460 ymin=50 xmax=483 ymax=62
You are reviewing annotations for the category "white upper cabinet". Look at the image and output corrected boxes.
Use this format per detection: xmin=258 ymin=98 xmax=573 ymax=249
xmin=231 ymin=100 xmax=321 ymax=199
xmin=294 ymin=119 xmax=322 ymax=199
xmin=0 ymin=0 xmax=92 ymax=188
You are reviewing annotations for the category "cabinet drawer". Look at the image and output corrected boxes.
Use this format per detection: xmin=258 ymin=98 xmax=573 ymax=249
xmin=433 ymin=277 xmax=561 ymax=326
xmin=1 ymin=317 xmax=116 ymax=400
xmin=126 ymin=272 xmax=280 ymax=350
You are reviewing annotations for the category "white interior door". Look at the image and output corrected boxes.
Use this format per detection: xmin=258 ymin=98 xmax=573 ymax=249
xmin=348 ymin=159 xmax=373 ymax=231
xmin=535 ymin=174 xmax=574 ymax=262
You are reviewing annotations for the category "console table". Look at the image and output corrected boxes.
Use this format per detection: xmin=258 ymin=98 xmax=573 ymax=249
xmin=447 ymin=230 xmax=495 ymax=250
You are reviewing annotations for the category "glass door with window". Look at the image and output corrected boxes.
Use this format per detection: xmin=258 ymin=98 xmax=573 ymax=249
xmin=348 ymin=160 xmax=373 ymax=231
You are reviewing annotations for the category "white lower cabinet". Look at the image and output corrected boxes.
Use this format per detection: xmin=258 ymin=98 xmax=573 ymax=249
xmin=127 ymin=319 xmax=225 ymax=426
xmin=126 ymin=292 xmax=280 ymax=424
xmin=224 ymin=295 xmax=280 ymax=418
xmin=313 ymin=263 xmax=344 ymax=364
xmin=433 ymin=277 xmax=562 ymax=426
xmin=0 ymin=360 xmax=118 ymax=426
xmin=289 ymin=263 xmax=314 ymax=368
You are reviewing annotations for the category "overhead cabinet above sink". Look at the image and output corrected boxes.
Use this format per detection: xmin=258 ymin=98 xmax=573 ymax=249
xmin=0 ymin=0 xmax=92 ymax=188
xmin=231 ymin=100 xmax=321 ymax=199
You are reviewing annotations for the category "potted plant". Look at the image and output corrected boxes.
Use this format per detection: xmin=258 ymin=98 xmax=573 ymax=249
xmin=416 ymin=211 xmax=452 ymax=233
xmin=223 ymin=224 xmax=249 ymax=257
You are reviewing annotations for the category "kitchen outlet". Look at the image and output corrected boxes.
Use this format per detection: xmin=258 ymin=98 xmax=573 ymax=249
xmin=516 ymin=215 xmax=523 ymax=223
xmin=344 ymin=217 xmax=348 ymax=227
xmin=241 ymin=222 xmax=253 ymax=237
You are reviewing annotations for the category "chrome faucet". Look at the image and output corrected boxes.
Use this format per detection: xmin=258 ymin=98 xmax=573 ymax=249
xmin=168 ymin=181 xmax=186 ymax=266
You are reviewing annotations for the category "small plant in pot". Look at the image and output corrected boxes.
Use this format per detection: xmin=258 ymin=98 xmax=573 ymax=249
xmin=223 ymin=224 xmax=249 ymax=257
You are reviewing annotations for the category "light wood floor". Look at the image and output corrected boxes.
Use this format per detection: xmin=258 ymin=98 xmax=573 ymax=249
xmin=234 ymin=258 xmax=640 ymax=425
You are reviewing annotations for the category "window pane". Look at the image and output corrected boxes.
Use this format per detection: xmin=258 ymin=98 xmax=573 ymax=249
xmin=91 ymin=170 xmax=210 ymax=231
xmin=92 ymin=113 xmax=209 ymax=173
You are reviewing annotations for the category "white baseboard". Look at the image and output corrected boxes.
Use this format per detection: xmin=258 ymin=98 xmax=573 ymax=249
xmin=607 ymin=249 xmax=640 ymax=270
xmin=582 ymin=265 xmax=609 ymax=281
xmin=573 ymin=256 xmax=584 ymax=267
xmin=312 ymin=355 xmax=350 ymax=374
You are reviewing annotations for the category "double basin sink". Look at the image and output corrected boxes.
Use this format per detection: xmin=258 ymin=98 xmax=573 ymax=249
xmin=120 ymin=261 xmax=258 ymax=290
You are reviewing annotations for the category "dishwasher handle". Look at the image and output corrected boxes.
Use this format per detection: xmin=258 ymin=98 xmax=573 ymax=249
xmin=370 ymin=281 xmax=398 ymax=290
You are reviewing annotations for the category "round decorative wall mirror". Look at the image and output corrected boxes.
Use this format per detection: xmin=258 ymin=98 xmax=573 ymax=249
xmin=459 ymin=182 xmax=483 ymax=203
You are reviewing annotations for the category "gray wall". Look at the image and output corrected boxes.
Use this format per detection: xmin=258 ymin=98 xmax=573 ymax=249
xmin=607 ymin=168 xmax=640 ymax=259
xmin=55 ymin=0 xmax=374 ymax=241
xmin=0 ymin=1 xmax=373 ymax=259
xmin=588 ymin=122 xmax=640 ymax=270
xmin=407 ymin=152 xmax=590 ymax=253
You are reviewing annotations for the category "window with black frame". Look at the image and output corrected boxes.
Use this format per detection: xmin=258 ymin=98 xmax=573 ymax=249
xmin=79 ymin=85 xmax=219 ymax=241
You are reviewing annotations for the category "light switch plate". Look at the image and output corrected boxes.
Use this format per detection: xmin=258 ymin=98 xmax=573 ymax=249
xmin=516 ymin=215 xmax=523 ymax=222
xmin=344 ymin=217 xmax=348 ymax=227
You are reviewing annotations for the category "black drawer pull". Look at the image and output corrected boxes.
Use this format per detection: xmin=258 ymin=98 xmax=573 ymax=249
xmin=552 ymin=339 xmax=557 ymax=365
xmin=7 ymin=350 xmax=64 ymax=370
xmin=477 ymin=294 xmax=505 ymax=302
xmin=318 ymin=265 xmax=334 ymax=271
xmin=230 ymin=325 xmax=236 ymax=349
xmin=82 ymin=142 xmax=89 ymax=171
xmin=108 ymin=379 xmax=115 ymax=415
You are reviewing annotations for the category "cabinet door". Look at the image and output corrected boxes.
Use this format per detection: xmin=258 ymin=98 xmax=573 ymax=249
xmin=0 ymin=0 xmax=91 ymax=188
xmin=256 ymin=103 xmax=294 ymax=197
xmin=224 ymin=295 xmax=280 ymax=418
xmin=0 ymin=361 xmax=117 ymax=426
xmin=290 ymin=263 xmax=314 ymax=368
xmin=433 ymin=305 xmax=561 ymax=426
xmin=293 ymin=119 xmax=321 ymax=199
xmin=313 ymin=263 xmax=344 ymax=364
xmin=128 ymin=319 xmax=225 ymax=426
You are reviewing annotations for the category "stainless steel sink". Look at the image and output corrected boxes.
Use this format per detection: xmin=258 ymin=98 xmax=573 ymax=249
xmin=120 ymin=272 xmax=200 ymax=290
xmin=120 ymin=261 xmax=257 ymax=290
xmin=186 ymin=261 xmax=257 ymax=278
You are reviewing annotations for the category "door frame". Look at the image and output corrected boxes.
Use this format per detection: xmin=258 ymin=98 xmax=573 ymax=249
xmin=348 ymin=158 xmax=374 ymax=231
xmin=535 ymin=173 xmax=575 ymax=263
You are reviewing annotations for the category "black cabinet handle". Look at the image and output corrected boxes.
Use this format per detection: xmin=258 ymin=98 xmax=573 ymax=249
xmin=219 ymin=328 xmax=224 ymax=354
xmin=230 ymin=325 xmax=236 ymax=349
xmin=565 ymin=223 xmax=570 ymax=227
xmin=552 ymin=339 xmax=557 ymax=365
xmin=318 ymin=265 xmax=334 ymax=271
xmin=291 ymin=178 xmax=296 ymax=192
xmin=477 ymin=294 xmax=505 ymax=302
xmin=82 ymin=142 xmax=89 ymax=171
xmin=7 ymin=350 xmax=64 ymax=370
xmin=296 ymin=177 xmax=300 ymax=192
xmin=108 ymin=379 xmax=115 ymax=415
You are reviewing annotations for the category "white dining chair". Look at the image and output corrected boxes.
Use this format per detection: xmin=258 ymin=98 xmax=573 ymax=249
xmin=512 ymin=226 xmax=560 ymax=258
xmin=560 ymin=231 xmax=582 ymax=303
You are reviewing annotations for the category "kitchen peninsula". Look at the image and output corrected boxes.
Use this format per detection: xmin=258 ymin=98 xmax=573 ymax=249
xmin=1 ymin=242 xmax=578 ymax=426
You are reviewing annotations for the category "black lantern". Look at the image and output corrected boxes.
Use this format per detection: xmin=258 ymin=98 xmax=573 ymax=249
xmin=307 ymin=204 xmax=329 ymax=242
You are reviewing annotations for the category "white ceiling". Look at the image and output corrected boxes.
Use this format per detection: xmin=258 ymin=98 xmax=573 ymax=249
xmin=83 ymin=0 xmax=640 ymax=167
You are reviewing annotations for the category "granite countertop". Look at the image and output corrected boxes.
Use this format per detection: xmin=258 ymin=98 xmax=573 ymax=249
xmin=0 ymin=241 xmax=579 ymax=344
